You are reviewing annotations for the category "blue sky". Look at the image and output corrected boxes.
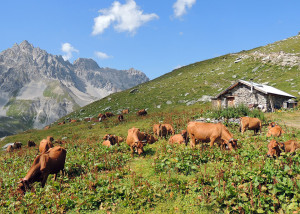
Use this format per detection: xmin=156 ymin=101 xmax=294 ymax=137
xmin=1 ymin=0 xmax=300 ymax=80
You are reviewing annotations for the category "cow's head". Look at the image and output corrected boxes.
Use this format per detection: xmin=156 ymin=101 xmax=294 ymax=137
xmin=17 ymin=179 xmax=29 ymax=195
xmin=107 ymin=135 xmax=117 ymax=145
xmin=225 ymin=138 xmax=238 ymax=151
xmin=47 ymin=136 xmax=54 ymax=142
xmin=133 ymin=140 xmax=147 ymax=155
xmin=267 ymin=140 xmax=284 ymax=157
xmin=268 ymin=122 xmax=276 ymax=130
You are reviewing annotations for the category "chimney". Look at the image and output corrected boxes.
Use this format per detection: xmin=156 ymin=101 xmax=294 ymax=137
xmin=250 ymin=79 xmax=254 ymax=93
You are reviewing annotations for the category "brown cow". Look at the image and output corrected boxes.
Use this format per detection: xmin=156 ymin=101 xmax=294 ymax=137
xmin=12 ymin=142 xmax=22 ymax=149
xmin=58 ymin=121 xmax=65 ymax=125
xmin=69 ymin=119 xmax=77 ymax=123
xmin=267 ymin=124 xmax=285 ymax=137
xmin=153 ymin=124 xmax=174 ymax=138
xmin=97 ymin=113 xmax=106 ymax=120
xmin=39 ymin=136 xmax=54 ymax=154
xmin=27 ymin=140 xmax=36 ymax=147
xmin=44 ymin=126 xmax=50 ymax=130
xmin=145 ymin=134 xmax=158 ymax=144
xmin=105 ymin=112 xmax=114 ymax=117
xmin=187 ymin=122 xmax=238 ymax=151
xmin=169 ymin=130 xmax=189 ymax=145
xmin=17 ymin=146 xmax=67 ymax=194
xmin=6 ymin=145 xmax=13 ymax=152
xmin=102 ymin=140 xmax=112 ymax=147
xmin=267 ymin=139 xmax=299 ymax=157
xmin=240 ymin=117 xmax=262 ymax=135
xmin=160 ymin=124 xmax=174 ymax=138
xmin=122 ymin=109 xmax=129 ymax=114
xmin=137 ymin=109 xmax=147 ymax=116
xmin=126 ymin=128 xmax=147 ymax=156
xmin=102 ymin=134 xmax=120 ymax=146
xmin=118 ymin=114 xmax=124 ymax=122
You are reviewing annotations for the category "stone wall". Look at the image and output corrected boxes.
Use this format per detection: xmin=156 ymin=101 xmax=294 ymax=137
xmin=218 ymin=84 xmax=268 ymax=110
xmin=212 ymin=83 xmax=292 ymax=112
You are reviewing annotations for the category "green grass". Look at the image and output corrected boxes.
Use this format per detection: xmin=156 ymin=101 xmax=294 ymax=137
xmin=0 ymin=107 xmax=299 ymax=213
xmin=1 ymin=34 xmax=300 ymax=213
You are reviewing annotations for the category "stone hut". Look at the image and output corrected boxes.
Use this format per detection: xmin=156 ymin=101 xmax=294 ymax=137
xmin=211 ymin=80 xmax=296 ymax=112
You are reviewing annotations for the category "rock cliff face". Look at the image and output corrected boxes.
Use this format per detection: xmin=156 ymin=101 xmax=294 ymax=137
xmin=0 ymin=41 xmax=149 ymax=135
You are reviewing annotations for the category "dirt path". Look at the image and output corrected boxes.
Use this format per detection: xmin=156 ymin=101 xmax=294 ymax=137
xmin=280 ymin=112 xmax=300 ymax=129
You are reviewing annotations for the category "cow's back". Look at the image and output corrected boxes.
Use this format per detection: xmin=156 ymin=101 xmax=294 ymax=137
xmin=46 ymin=146 xmax=67 ymax=173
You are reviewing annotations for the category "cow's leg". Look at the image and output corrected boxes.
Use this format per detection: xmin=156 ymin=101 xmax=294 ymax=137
xmin=41 ymin=174 xmax=49 ymax=187
xmin=130 ymin=146 xmax=134 ymax=157
xmin=190 ymin=135 xmax=196 ymax=147
xmin=210 ymin=136 xmax=217 ymax=147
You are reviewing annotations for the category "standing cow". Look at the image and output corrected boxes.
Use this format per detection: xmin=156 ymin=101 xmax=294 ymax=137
xmin=126 ymin=128 xmax=148 ymax=156
xmin=239 ymin=117 xmax=262 ymax=135
xmin=17 ymin=146 xmax=67 ymax=194
xmin=187 ymin=122 xmax=237 ymax=151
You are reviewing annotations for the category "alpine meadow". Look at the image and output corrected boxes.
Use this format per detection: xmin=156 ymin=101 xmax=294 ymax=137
xmin=1 ymin=34 xmax=300 ymax=214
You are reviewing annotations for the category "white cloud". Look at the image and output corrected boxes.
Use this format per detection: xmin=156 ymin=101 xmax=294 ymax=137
xmin=92 ymin=0 xmax=159 ymax=35
xmin=61 ymin=43 xmax=79 ymax=61
xmin=95 ymin=51 xmax=112 ymax=59
xmin=173 ymin=0 xmax=196 ymax=18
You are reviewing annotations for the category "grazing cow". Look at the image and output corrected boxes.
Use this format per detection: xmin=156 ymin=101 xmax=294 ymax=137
xmin=153 ymin=124 xmax=175 ymax=138
xmin=12 ymin=142 xmax=22 ymax=149
xmin=118 ymin=114 xmax=124 ymax=122
xmin=160 ymin=124 xmax=175 ymax=138
xmin=126 ymin=128 xmax=147 ymax=156
xmin=267 ymin=124 xmax=285 ymax=137
xmin=239 ymin=117 xmax=262 ymax=135
xmin=187 ymin=122 xmax=238 ymax=151
xmin=145 ymin=134 xmax=158 ymax=144
xmin=153 ymin=124 xmax=160 ymax=137
xmin=69 ymin=119 xmax=77 ymax=123
xmin=169 ymin=130 xmax=189 ymax=145
xmin=27 ymin=140 xmax=36 ymax=147
xmin=84 ymin=117 xmax=91 ymax=122
xmin=267 ymin=139 xmax=299 ymax=157
xmin=6 ymin=145 xmax=13 ymax=152
xmin=17 ymin=146 xmax=67 ymax=194
xmin=122 ymin=109 xmax=129 ymax=114
xmin=58 ymin=121 xmax=65 ymax=125
xmin=105 ymin=112 xmax=114 ymax=118
xmin=39 ymin=136 xmax=54 ymax=154
xmin=44 ymin=126 xmax=50 ymax=130
xmin=137 ymin=109 xmax=147 ymax=116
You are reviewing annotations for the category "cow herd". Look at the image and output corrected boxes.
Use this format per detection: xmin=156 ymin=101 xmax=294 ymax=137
xmin=5 ymin=112 xmax=299 ymax=196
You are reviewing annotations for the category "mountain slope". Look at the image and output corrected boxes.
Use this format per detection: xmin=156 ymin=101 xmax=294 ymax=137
xmin=63 ymin=34 xmax=300 ymax=121
xmin=0 ymin=41 xmax=149 ymax=136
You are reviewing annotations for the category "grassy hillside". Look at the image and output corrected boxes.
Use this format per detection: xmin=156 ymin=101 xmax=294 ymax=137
xmin=55 ymin=35 xmax=300 ymax=121
xmin=1 ymin=35 xmax=300 ymax=213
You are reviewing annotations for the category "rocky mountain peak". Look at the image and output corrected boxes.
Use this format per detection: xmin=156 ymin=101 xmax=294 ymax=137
xmin=19 ymin=40 xmax=34 ymax=51
xmin=73 ymin=58 xmax=100 ymax=70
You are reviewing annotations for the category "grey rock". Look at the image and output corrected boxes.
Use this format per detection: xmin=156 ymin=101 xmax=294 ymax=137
xmin=0 ymin=41 xmax=149 ymax=136
xmin=166 ymin=101 xmax=172 ymax=105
